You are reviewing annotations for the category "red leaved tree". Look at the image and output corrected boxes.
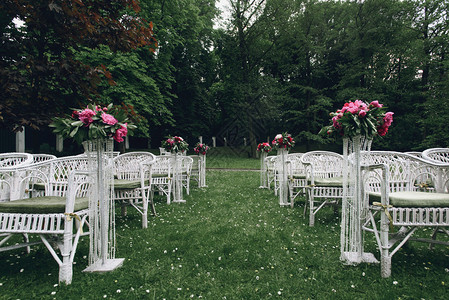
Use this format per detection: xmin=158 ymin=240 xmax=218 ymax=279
xmin=0 ymin=0 xmax=157 ymax=132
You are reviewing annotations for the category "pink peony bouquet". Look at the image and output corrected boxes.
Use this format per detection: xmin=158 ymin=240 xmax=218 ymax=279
xmin=319 ymin=100 xmax=393 ymax=139
xmin=162 ymin=136 xmax=189 ymax=153
xmin=50 ymin=103 xmax=136 ymax=144
xmin=194 ymin=143 xmax=209 ymax=155
xmin=257 ymin=142 xmax=272 ymax=153
xmin=272 ymin=132 xmax=295 ymax=150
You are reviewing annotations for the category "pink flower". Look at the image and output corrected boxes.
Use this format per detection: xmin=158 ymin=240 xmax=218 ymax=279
xmin=332 ymin=116 xmax=342 ymax=129
xmin=101 ymin=113 xmax=118 ymax=125
xmin=370 ymin=101 xmax=383 ymax=108
xmin=358 ymin=110 xmax=366 ymax=118
xmin=78 ymin=108 xmax=96 ymax=126
xmin=377 ymin=125 xmax=389 ymax=136
xmin=383 ymin=112 xmax=394 ymax=127
xmin=113 ymin=123 xmax=128 ymax=143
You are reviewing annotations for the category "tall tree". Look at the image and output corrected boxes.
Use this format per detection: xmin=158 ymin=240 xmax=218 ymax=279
xmin=216 ymin=0 xmax=291 ymax=156
xmin=138 ymin=0 xmax=218 ymax=146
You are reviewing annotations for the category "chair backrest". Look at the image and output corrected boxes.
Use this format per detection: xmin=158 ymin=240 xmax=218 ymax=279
xmin=0 ymin=153 xmax=33 ymax=168
xmin=5 ymin=155 xmax=92 ymax=199
xmin=362 ymin=151 xmax=449 ymax=194
xmin=188 ymin=155 xmax=200 ymax=171
xmin=287 ymin=153 xmax=305 ymax=175
xmin=153 ymin=156 xmax=173 ymax=176
xmin=32 ymin=154 xmax=57 ymax=163
xmin=113 ymin=152 xmax=156 ymax=180
xmin=422 ymin=148 xmax=449 ymax=164
xmin=181 ymin=156 xmax=193 ymax=173
xmin=300 ymin=151 xmax=344 ymax=178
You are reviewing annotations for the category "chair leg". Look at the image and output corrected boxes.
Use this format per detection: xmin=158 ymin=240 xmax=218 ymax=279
xmin=142 ymin=195 xmax=148 ymax=229
xmin=149 ymin=190 xmax=157 ymax=216
xmin=308 ymin=189 xmax=315 ymax=226
xmin=59 ymin=223 xmax=73 ymax=285
xmin=121 ymin=202 xmax=127 ymax=217
xmin=380 ymin=209 xmax=391 ymax=278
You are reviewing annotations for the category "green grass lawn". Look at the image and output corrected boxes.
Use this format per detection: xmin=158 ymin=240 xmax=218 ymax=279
xmin=1 ymin=154 xmax=449 ymax=299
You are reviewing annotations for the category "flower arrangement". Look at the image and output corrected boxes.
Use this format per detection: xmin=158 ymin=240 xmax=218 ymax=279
xmin=162 ymin=136 xmax=189 ymax=153
xmin=272 ymin=132 xmax=295 ymax=150
xmin=50 ymin=103 xmax=136 ymax=144
xmin=319 ymin=100 xmax=394 ymax=139
xmin=194 ymin=143 xmax=209 ymax=155
xmin=257 ymin=142 xmax=272 ymax=153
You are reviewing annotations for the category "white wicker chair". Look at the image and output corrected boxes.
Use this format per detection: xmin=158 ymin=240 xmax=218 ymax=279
xmin=0 ymin=156 xmax=92 ymax=285
xmin=287 ymin=153 xmax=307 ymax=204
xmin=361 ymin=152 xmax=449 ymax=277
xmin=180 ymin=156 xmax=193 ymax=195
xmin=265 ymin=156 xmax=276 ymax=190
xmin=189 ymin=155 xmax=200 ymax=188
xmin=301 ymin=151 xmax=344 ymax=226
xmin=151 ymin=156 xmax=173 ymax=204
xmin=113 ymin=152 xmax=156 ymax=228
xmin=159 ymin=147 xmax=171 ymax=156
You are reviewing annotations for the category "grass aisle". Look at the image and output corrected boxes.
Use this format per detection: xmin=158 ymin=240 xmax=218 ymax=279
xmin=1 ymin=169 xmax=449 ymax=299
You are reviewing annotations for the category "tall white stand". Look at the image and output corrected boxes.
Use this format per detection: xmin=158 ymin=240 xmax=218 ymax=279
xmin=340 ymin=136 xmax=377 ymax=264
xmin=83 ymin=139 xmax=124 ymax=272
xmin=259 ymin=152 xmax=268 ymax=188
xmin=172 ymin=153 xmax=186 ymax=203
xmin=199 ymin=154 xmax=207 ymax=188
xmin=278 ymin=148 xmax=290 ymax=207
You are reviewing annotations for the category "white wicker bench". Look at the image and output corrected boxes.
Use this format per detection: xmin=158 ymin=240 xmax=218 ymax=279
xmin=361 ymin=152 xmax=449 ymax=277
xmin=0 ymin=156 xmax=91 ymax=284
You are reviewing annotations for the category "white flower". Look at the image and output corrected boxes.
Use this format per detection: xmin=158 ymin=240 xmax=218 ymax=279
xmin=116 ymin=289 xmax=121 ymax=293
xmin=275 ymin=134 xmax=282 ymax=140
xmin=393 ymin=281 xmax=398 ymax=285
xmin=51 ymin=291 xmax=56 ymax=295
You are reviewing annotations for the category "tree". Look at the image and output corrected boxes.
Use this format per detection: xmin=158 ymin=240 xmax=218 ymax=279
xmin=215 ymin=0 xmax=292 ymax=156
xmin=0 ymin=0 xmax=156 ymax=132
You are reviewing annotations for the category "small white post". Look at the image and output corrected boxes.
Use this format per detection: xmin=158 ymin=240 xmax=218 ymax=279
xmin=224 ymin=137 xmax=227 ymax=147
xmin=244 ymin=137 xmax=247 ymax=146
xmin=56 ymin=134 xmax=64 ymax=152
xmin=199 ymin=136 xmax=203 ymax=144
xmin=212 ymin=137 xmax=216 ymax=147
xmin=16 ymin=128 xmax=25 ymax=152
